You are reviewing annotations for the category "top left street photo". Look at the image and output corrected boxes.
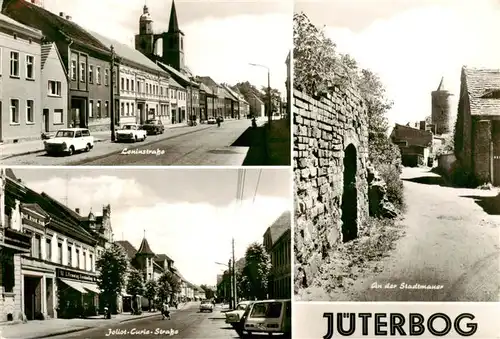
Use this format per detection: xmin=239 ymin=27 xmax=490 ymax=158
xmin=0 ymin=0 xmax=292 ymax=167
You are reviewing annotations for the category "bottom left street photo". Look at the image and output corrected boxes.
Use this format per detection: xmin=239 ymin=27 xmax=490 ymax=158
xmin=0 ymin=167 xmax=292 ymax=339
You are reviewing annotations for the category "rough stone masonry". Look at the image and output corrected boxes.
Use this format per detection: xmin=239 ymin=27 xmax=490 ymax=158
xmin=293 ymin=85 xmax=369 ymax=289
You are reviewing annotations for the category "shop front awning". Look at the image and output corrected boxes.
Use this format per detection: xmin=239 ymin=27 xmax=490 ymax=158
xmin=59 ymin=278 xmax=88 ymax=294
xmin=82 ymin=282 xmax=100 ymax=294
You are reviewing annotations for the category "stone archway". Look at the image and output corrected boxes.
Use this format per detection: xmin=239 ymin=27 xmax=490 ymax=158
xmin=341 ymin=144 xmax=358 ymax=242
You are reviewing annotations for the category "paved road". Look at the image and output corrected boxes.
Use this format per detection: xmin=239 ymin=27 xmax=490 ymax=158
xmin=2 ymin=119 xmax=261 ymax=166
xmin=52 ymin=303 xmax=239 ymax=339
xmin=349 ymin=167 xmax=500 ymax=301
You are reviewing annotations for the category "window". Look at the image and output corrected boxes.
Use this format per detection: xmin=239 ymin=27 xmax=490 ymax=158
xmin=96 ymin=66 xmax=101 ymax=84
xmin=131 ymin=80 xmax=134 ymax=92
xmin=82 ymin=129 xmax=90 ymax=137
xmin=26 ymin=100 xmax=34 ymax=123
xmin=33 ymin=234 xmax=41 ymax=259
xmin=105 ymin=101 xmax=109 ymax=117
xmin=76 ymin=248 xmax=80 ymax=268
xmin=48 ymin=80 xmax=62 ymax=96
xmin=126 ymin=103 xmax=130 ymax=116
xmin=131 ymin=103 xmax=135 ymax=116
xmin=121 ymin=77 xmax=124 ymax=90
xmin=121 ymin=102 xmax=124 ymax=117
xmin=10 ymin=99 xmax=19 ymax=124
xmin=70 ymin=60 xmax=77 ymax=80
xmin=97 ymin=100 xmax=101 ymax=118
xmin=89 ymin=253 xmax=93 ymax=271
xmin=67 ymin=246 xmax=72 ymax=266
xmin=105 ymin=69 xmax=109 ymax=86
xmin=89 ymin=100 xmax=93 ymax=118
xmin=126 ymin=79 xmax=129 ymax=91
xmin=88 ymin=65 xmax=94 ymax=83
xmin=54 ymin=109 xmax=63 ymax=124
xmin=80 ymin=61 xmax=85 ymax=82
xmin=75 ymin=130 xmax=82 ymax=138
xmin=46 ymin=238 xmax=52 ymax=261
xmin=25 ymin=55 xmax=34 ymax=79
xmin=10 ymin=51 xmax=19 ymax=77
xmin=58 ymin=243 xmax=63 ymax=264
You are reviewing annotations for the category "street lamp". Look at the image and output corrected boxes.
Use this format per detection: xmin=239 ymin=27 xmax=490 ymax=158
xmin=249 ymin=63 xmax=272 ymax=129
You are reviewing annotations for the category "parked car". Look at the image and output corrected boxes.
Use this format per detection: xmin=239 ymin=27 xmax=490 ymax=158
xmin=44 ymin=128 xmax=94 ymax=156
xmin=142 ymin=119 xmax=165 ymax=135
xmin=207 ymin=117 xmax=217 ymax=124
xmin=233 ymin=299 xmax=291 ymax=338
xmin=116 ymin=124 xmax=147 ymax=142
xmin=200 ymin=300 xmax=214 ymax=313
xmin=225 ymin=301 xmax=253 ymax=327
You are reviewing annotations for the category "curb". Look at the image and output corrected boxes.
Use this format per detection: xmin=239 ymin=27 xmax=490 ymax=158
xmin=0 ymin=139 xmax=108 ymax=161
xmin=118 ymin=312 xmax=161 ymax=323
xmin=68 ymin=125 xmax=213 ymax=165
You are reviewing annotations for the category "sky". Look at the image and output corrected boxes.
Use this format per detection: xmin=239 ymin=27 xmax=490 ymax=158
xmin=43 ymin=0 xmax=292 ymax=96
xmin=295 ymin=0 xmax=500 ymax=128
xmin=13 ymin=168 xmax=292 ymax=286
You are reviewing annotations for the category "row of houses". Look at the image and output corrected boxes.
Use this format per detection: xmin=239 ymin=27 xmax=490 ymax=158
xmin=0 ymin=168 xmax=204 ymax=322
xmin=0 ymin=0 xmax=254 ymax=143
xmin=216 ymin=211 xmax=291 ymax=303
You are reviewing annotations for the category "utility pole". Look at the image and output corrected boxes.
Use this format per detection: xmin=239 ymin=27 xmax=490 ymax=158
xmin=228 ymin=259 xmax=232 ymax=308
xmin=267 ymin=70 xmax=272 ymax=129
xmin=110 ymin=45 xmax=116 ymax=142
xmin=232 ymin=238 xmax=237 ymax=308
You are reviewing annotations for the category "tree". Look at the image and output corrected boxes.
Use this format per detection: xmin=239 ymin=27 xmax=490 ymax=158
xmin=96 ymin=243 xmax=128 ymax=314
xmin=144 ymin=280 xmax=158 ymax=312
xmin=200 ymin=284 xmax=215 ymax=299
xmin=126 ymin=269 xmax=144 ymax=315
xmin=158 ymin=271 xmax=181 ymax=303
xmin=261 ymin=87 xmax=282 ymax=115
xmin=239 ymin=243 xmax=271 ymax=300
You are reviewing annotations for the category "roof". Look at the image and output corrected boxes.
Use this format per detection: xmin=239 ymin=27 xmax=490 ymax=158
xmin=115 ymin=240 xmax=137 ymax=260
xmin=168 ymin=0 xmax=182 ymax=34
xmin=169 ymin=77 xmax=184 ymax=89
xmin=436 ymin=76 xmax=446 ymax=92
xmin=155 ymin=253 xmax=173 ymax=262
xmin=198 ymin=82 xmax=212 ymax=95
xmin=5 ymin=168 xmax=18 ymax=181
xmin=156 ymin=61 xmax=191 ymax=82
xmin=197 ymin=76 xmax=219 ymax=88
xmin=88 ymin=30 xmax=167 ymax=76
xmin=0 ymin=12 xmax=43 ymax=37
xmin=219 ymin=86 xmax=234 ymax=100
xmin=137 ymin=237 xmax=155 ymax=256
xmin=2 ymin=0 xmax=109 ymax=53
xmin=249 ymin=92 xmax=264 ymax=104
xmin=391 ymin=123 xmax=433 ymax=147
xmin=462 ymin=67 xmax=500 ymax=116
xmin=268 ymin=211 xmax=291 ymax=245
xmin=223 ymin=85 xmax=239 ymax=101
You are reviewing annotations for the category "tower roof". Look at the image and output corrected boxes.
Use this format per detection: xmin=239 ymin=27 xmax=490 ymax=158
xmin=436 ymin=77 xmax=446 ymax=91
xmin=168 ymin=0 xmax=180 ymax=33
xmin=137 ymin=237 xmax=155 ymax=256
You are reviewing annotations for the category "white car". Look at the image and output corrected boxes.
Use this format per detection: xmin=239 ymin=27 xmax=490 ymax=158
xmin=225 ymin=301 xmax=253 ymax=325
xmin=116 ymin=124 xmax=147 ymax=142
xmin=44 ymin=128 xmax=94 ymax=156
xmin=200 ymin=300 xmax=214 ymax=312
xmin=207 ymin=117 xmax=216 ymax=124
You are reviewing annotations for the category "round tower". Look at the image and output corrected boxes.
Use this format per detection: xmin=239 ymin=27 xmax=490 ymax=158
xmin=139 ymin=5 xmax=153 ymax=35
xmin=431 ymin=77 xmax=453 ymax=135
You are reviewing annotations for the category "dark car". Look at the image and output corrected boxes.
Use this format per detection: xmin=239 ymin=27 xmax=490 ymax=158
xmin=142 ymin=119 xmax=165 ymax=135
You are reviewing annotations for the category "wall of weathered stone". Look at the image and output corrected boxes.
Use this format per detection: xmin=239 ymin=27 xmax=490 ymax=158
xmin=293 ymin=86 xmax=369 ymax=289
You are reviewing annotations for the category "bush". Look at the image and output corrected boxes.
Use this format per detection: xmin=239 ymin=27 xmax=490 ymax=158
xmin=377 ymin=163 xmax=405 ymax=210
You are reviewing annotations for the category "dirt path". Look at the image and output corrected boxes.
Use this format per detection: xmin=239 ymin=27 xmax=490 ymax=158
xmin=347 ymin=167 xmax=500 ymax=301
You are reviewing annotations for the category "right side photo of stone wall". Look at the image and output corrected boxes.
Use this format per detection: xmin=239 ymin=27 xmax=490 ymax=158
xmin=292 ymin=1 xmax=500 ymax=302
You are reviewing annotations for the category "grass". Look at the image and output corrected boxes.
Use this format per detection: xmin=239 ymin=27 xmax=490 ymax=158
xmin=296 ymin=216 xmax=406 ymax=301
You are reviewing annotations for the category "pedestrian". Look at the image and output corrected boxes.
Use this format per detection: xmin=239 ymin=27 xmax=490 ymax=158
xmin=162 ymin=302 xmax=171 ymax=320
xmin=217 ymin=117 xmax=221 ymax=127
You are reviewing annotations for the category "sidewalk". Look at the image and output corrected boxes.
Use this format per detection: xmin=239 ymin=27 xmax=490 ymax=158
xmin=0 ymin=123 xmax=192 ymax=160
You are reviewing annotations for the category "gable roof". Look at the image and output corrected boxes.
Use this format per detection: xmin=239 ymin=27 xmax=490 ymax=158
xmin=222 ymin=85 xmax=239 ymax=101
xmin=115 ymin=240 xmax=137 ymax=260
xmin=154 ymin=253 xmax=173 ymax=262
xmin=268 ymin=211 xmax=291 ymax=245
xmin=198 ymin=82 xmax=212 ymax=95
xmin=249 ymin=92 xmax=264 ymax=104
xmin=197 ymin=76 xmax=219 ymax=88
xmin=2 ymin=0 xmax=110 ymax=54
xmin=40 ymin=44 xmax=51 ymax=68
xmin=462 ymin=67 xmax=500 ymax=116
xmin=0 ymin=12 xmax=43 ymax=38
xmin=88 ymin=30 xmax=168 ymax=76
xmin=169 ymin=77 xmax=184 ymax=90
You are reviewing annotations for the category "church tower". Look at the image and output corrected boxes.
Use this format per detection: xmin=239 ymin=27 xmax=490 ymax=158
xmin=136 ymin=234 xmax=155 ymax=282
xmin=161 ymin=0 xmax=185 ymax=71
xmin=135 ymin=4 xmax=155 ymax=56
xmin=431 ymin=77 xmax=453 ymax=135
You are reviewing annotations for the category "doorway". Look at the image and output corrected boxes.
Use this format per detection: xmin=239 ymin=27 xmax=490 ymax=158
xmin=43 ymin=109 xmax=49 ymax=132
xmin=341 ymin=144 xmax=358 ymax=242
xmin=24 ymin=276 xmax=42 ymax=320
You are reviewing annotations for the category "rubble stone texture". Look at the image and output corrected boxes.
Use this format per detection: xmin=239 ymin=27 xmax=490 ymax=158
xmin=293 ymin=86 xmax=369 ymax=289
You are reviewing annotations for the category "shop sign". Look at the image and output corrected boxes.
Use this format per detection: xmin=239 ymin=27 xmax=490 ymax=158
xmin=56 ymin=268 xmax=97 ymax=283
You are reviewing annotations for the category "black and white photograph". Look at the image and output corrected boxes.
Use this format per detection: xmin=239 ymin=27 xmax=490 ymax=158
xmin=0 ymin=0 xmax=291 ymax=166
xmin=0 ymin=167 xmax=291 ymax=338
xmin=294 ymin=0 xmax=500 ymax=302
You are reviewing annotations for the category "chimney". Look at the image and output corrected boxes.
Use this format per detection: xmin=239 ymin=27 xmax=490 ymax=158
xmin=66 ymin=15 xmax=72 ymax=21
xmin=59 ymin=12 xmax=64 ymax=17
xmin=75 ymin=208 xmax=80 ymax=214
xmin=419 ymin=121 xmax=426 ymax=131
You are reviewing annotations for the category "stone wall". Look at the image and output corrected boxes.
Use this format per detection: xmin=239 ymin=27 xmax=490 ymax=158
xmin=293 ymin=86 xmax=369 ymax=289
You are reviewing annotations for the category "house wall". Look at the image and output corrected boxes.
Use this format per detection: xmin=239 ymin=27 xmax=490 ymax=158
xmin=293 ymin=87 xmax=369 ymax=289
xmin=0 ymin=28 xmax=42 ymax=142
xmin=41 ymin=44 xmax=68 ymax=133
xmin=270 ymin=230 xmax=291 ymax=299
xmin=473 ymin=119 xmax=492 ymax=183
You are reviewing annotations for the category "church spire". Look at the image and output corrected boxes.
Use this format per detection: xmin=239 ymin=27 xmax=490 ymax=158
xmin=168 ymin=0 xmax=180 ymax=33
